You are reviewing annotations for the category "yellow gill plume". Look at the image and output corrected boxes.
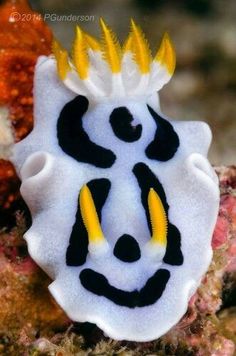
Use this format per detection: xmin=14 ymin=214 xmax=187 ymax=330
xmin=130 ymin=19 xmax=152 ymax=74
xmin=148 ymin=188 xmax=167 ymax=246
xmin=154 ymin=32 xmax=176 ymax=75
xmin=72 ymin=26 xmax=89 ymax=80
xmin=84 ymin=32 xmax=101 ymax=51
xmin=123 ymin=31 xmax=134 ymax=53
xmin=52 ymin=21 xmax=176 ymax=98
xmin=52 ymin=38 xmax=70 ymax=80
xmin=79 ymin=185 xmax=106 ymax=245
xmin=100 ymin=18 xmax=121 ymax=73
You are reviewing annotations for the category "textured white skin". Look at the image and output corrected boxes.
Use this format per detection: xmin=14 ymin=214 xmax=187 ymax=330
xmin=12 ymin=56 xmax=220 ymax=342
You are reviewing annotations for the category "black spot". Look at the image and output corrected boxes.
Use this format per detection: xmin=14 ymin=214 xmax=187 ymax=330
xmin=145 ymin=105 xmax=179 ymax=161
xmin=113 ymin=234 xmax=141 ymax=263
xmin=133 ymin=162 xmax=169 ymax=228
xmin=110 ymin=107 xmax=142 ymax=142
xmin=57 ymin=95 xmax=116 ymax=168
xmin=80 ymin=268 xmax=139 ymax=308
xmin=133 ymin=162 xmax=183 ymax=266
xmin=80 ymin=268 xmax=170 ymax=308
xmin=66 ymin=179 xmax=111 ymax=266
xmin=138 ymin=269 xmax=170 ymax=307
xmin=163 ymin=224 xmax=184 ymax=266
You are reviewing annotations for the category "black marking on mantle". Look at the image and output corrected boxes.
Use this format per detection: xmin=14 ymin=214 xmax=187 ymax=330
xmin=133 ymin=162 xmax=184 ymax=266
xmin=66 ymin=178 xmax=111 ymax=266
xmin=110 ymin=107 xmax=142 ymax=142
xmin=113 ymin=234 xmax=141 ymax=263
xmin=80 ymin=268 xmax=170 ymax=308
xmin=145 ymin=105 xmax=180 ymax=162
xmin=57 ymin=95 xmax=116 ymax=168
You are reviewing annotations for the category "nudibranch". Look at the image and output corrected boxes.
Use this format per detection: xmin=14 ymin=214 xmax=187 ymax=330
xmin=12 ymin=19 xmax=220 ymax=341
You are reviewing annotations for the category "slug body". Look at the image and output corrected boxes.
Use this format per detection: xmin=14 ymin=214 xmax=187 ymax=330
xmin=12 ymin=20 xmax=220 ymax=341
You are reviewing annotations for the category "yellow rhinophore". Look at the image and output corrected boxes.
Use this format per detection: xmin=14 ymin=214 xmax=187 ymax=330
xmin=155 ymin=32 xmax=176 ymax=75
xmin=52 ymin=39 xmax=70 ymax=80
xmin=72 ymin=26 xmax=89 ymax=80
xmin=100 ymin=18 xmax=121 ymax=73
xmin=148 ymin=188 xmax=167 ymax=246
xmin=80 ymin=185 xmax=106 ymax=244
xmin=130 ymin=19 xmax=152 ymax=74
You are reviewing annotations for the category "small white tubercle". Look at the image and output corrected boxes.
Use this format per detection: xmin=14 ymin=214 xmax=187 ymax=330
xmin=20 ymin=152 xmax=55 ymax=214
xmin=20 ymin=151 xmax=53 ymax=181
xmin=88 ymin=240 xmax=111 ymax=261
xmin=186 ymin=152 xmax=218 ymax=186
xmin=143 ymin=241 xmax=166 ymax=262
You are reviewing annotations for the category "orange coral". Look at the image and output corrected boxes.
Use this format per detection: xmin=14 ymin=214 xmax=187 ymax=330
xmin=0 ymin=0 xmax=52 ymax=141
xmin=0 ymin=159 xmax=20 ymax=210
xmin=0 ymin=0 xmax=52 ymax=215
xmin=0 ymin=214 xmax=69 ymax=339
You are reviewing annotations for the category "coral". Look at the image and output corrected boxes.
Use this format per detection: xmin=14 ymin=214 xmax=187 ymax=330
xmin=0 ymin=107 xmax=22 ymax=229
xmin=0 ymin=0 xmax=52 ymax=141
xmin=0 ymin=159 xmax=22 ymax=232
xmin=0 ymin=0 xmax=52 ymax=225
xmin=0 ymin=166 xmax=235 ymax=354
xmin=0 ymin=160 xmax=19 ymax=211
xmin=0 ymin=212 xmax=69 ymax=355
